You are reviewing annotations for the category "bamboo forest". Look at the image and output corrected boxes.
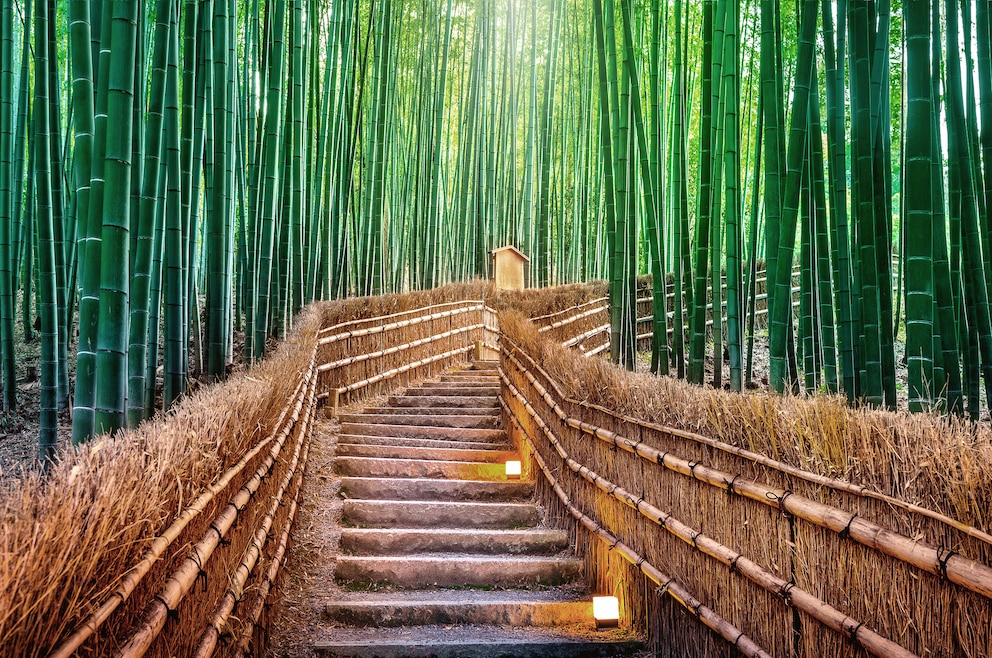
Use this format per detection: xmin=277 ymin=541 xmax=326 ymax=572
xmin=1 ymin=0 xmax=992 ymax=461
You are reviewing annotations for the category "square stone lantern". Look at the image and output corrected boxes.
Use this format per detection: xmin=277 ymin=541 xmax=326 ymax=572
xmin=491 ymin=245 xmax=529 ymax=291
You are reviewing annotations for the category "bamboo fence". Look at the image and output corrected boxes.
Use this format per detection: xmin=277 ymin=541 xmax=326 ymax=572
xmin=498 ymin=321 xmax=992 ymax=658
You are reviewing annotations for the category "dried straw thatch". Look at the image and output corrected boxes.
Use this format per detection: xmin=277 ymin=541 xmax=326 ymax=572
xmin=0 ymin=281 xmax=494 ymax=658
xmin=497 ymin=298 xmax=992 ymax=658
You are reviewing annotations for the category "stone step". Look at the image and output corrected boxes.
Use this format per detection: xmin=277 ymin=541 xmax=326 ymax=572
xmin=420 ymin=379 xmax=499 ymax=390
xmin=388 ymin=394 xmax=499 ymax=408
xmin=451 ymin=371 xmax=500 ymax=379
xmin=342 ymin=499 xmax=539 ymax=529
xmin=340 ymin=527 xmax=569 ymax=556
xmin=324 ymin=589 xmax=590 ymax=627
xmin=441 ymin=375 xmax=499 ymax=386
xmin=313 ymin=626 xmax=644 ymax=658
xmin=336 ymin=457 xmax=508 ymax=480
xmin=363 ymin=406 xmax=499 ymax=416
xmin=337 ymin=443 xmax=515 ymax=464
xmin=338 ymin=434 xmax=509 ymax=451
xmin=402 ymin=387 xmax=498 ymax=397
xmin=339 ymin=413 xmax=500 ymax=430
xmin=334 ymin=555 xmax=583 ymax=588
xmin=340 ymin=477 xmax=532 ymax=502
xmin=340 ymin=422 xmax=504 ymax=442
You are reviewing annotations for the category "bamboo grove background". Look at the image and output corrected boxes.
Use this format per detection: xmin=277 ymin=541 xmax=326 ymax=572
xmin=2 ymin=0 xmax=992 ymax=459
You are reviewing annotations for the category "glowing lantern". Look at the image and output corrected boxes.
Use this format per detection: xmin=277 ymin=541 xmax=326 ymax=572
xmin=505 ymin=460 xmax=522 ymax=479
xmin=593 ymin=596 xmax=619 ymax=630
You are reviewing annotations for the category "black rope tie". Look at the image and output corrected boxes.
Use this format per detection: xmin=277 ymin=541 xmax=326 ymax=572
xmin=729 ymin=555 xmax=742 ymax=574
xmin=656 ymin=578 xmax=674 ymax=598
xmin=847 ymin=620 xmax=864 ymax=643
xmin=635 ymin=556 xmax=647 ymax=569
xmin=774 ymin=490 xmax=794 ymax=514
xmin=197 ymin=569 xmax=209 ymax=593
xmin=778 ymin=582 xmax=795 ymax=606
xmin=937 ymin=548 xmax=956 ymax=581
xmin=688 ymin=460 xmax=701 ymax=477
xmin=158 ymin=595 xmax=180 ymax=624
xmin=839 ymin=513 xmax=857 ymax=540
xmin=657 ymin=451 xmax=669 ymax=466
xmin=726 ymin=474 xmax=742 ymax=495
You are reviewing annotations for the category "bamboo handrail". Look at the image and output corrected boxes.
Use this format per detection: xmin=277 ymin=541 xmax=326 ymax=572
xmin=322 ymin=345 xmax=474 ymax=401
xmin=318 ymin=324 xmax=483 ymax=373
xmin=506 ymin=339 xmax=992 ymax=547
xmin=500 ymin=388 xmax=916 ymax=658
xmin=46 ymin=353 xmax=317 ymax=658
xmin=531 ymin=297 xmax=609 ymax=324
xmin=538 ymin=305 xmax=608 ymax=333
xmin=561 ymin=323 xmax=609 ymax=348
xmin=192 ymin=378 xmax=315 ymax=658
xmin=317 ymin=305 xmax=483 ymax=346
xmin=500 ymin=358 xmax=992 ymax=601
xmin=115 ymin=362 xmax=313 ymax=657
xmin=502 ymin=402 xmax=772 ymax=658
xmin=317 ymin=300 xmax=480 ymax=336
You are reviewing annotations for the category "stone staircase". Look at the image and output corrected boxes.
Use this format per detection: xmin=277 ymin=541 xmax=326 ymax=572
xmin=316 ymin=362 xmax=644 ymax=657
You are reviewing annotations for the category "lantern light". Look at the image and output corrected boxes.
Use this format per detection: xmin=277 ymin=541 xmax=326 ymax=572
xmin=593 ymin=596 xmax=619 ymax=630
xmin=505 ymin=460 xmax=522 ymax=479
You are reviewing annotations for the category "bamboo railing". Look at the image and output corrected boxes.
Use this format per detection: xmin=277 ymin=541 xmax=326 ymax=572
xmin=45 ymin=296 xmax=499 ymax=658
xmin=499 ymin=334 xmax=992 ymax=657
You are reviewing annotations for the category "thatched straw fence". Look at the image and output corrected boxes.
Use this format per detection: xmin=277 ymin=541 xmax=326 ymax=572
xmin=0 ymin=282 xmax=494 ymax=658
xmin=499 ymin=298 xmax=992 ymax=658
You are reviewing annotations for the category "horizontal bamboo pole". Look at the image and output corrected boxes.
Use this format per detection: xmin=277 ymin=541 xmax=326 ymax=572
xmin=532 ymin=297 xmax=609 ymax=324
xmin=538 ymin=305 xmax=608 ymax=333
xmin=500 ymin=389 xmax=915 ymax=658
xmin=115 ymin=370 xmax=311 ymax=657
xmin=47 ymin=352 xmax=318 ymax=658
xmin=331 ymin=345 xmax=473 ymax=397
xmin=501 ymin=348 xmax=992 ymax=600
xmin=318 ymin=324 xmax=483 ymax=373
xmin=561 ymin=323 xmax=610 ymax=348
xmin=237 ymin=482 xmax=303 ymax=654
xmin=192 ymin=379 xmax=315 ymax=658
xmin=502 ymin=402 xmax=772 ymax=658
xmin=583 ymin=341 xmax=610 ymax=357
xmin=318 ymin=305 xmax=483 ymax=346
xmin=317 ymin=300 xmax=481 ymax=336
xmin=507 ymin=339 xmax=992 ymax=547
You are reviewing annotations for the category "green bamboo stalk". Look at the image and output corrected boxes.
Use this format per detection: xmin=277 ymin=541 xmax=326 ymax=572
xmin=0 ymin=0 xmax=15 ymax=412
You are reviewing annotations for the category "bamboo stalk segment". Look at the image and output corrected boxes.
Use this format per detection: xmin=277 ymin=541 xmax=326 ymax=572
xmin=503 ymin=406 xmax=772 ymax=658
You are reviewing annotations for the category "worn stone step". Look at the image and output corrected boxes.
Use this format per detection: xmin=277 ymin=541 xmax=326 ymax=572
xmin=340 ymin=527 xmax=569 ymax=556
xmin=313 ymin=626 xmax=644 ymax=658
xmin=420 ymin=379 xmax=499 ymax=391
xmin=342 ymin=499 xmax=539 ymax=529
xmin=364 ymin=406 xmax=499 ymax=416
xmin=441 ymin=375 xmax=499 ymax=386
xmin=340 ymin=477 xmax=531 ymax=502
xmin=324 ymin=589 xmax=590 ymax=627
xmin=389 ymin=394 xmax=499 ymax=408
xmin=403 ymin=387 xmax=498 ymax=397
xmin=443 ymin=372 xmax=499 ymax=380
xmin=334 ymin=555 xmax=583 ymax=588
xmin=337 ymin=443 xmax=515 ymax=464
xmin=340 ymin=422 xmax=504 ymax=442
xmin=338 ymin=434 xmax=509 ymax=452
xmin=336 ymin=457 xmax=508 ymax=480
xmin=339 ymin=413 xmax=500 ymax=430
